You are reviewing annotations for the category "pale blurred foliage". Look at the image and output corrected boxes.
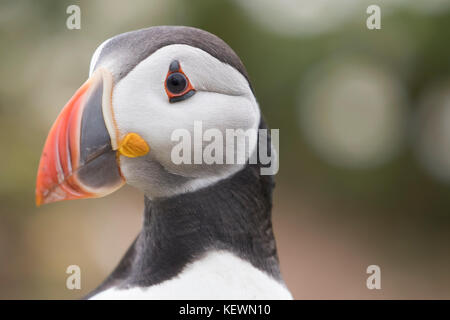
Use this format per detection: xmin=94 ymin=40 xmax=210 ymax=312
xmin=1 ymin=0 xmax=450 ymax=299
xmin=415 ymin=82 xmax=450 ymax=183
xmin=233 ymin=0 xmax=450 ymax=36
xmin=298 ymin=57 xmax=407 ymax=168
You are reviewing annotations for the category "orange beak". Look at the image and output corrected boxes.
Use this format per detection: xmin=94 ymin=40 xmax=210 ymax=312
xmin=36 ymin=69 xmax=124 ymax=206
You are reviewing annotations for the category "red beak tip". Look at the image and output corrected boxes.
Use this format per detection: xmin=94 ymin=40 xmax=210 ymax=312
xmin=35 ymin=189 xmax=46 ymax=207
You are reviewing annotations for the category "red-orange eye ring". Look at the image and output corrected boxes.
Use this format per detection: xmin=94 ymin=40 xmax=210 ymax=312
xmin=164 ymin=60 xmax=195 ymax=103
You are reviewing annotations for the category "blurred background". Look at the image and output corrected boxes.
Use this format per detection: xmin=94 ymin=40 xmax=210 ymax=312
xmin=1 ymin=0 xmax=450 ymax=299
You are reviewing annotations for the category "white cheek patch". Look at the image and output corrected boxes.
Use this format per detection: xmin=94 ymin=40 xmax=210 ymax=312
xmin=111 ymin=44 xmax=260 ymax=198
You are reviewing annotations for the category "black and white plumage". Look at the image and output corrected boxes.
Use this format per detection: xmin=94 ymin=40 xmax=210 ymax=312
xmin=36 ymin=26 xmax=292 ymax=299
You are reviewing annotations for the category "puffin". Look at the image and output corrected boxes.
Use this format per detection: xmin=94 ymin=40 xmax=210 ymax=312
xmin=35 ymin=26 xmax=292 ymax=300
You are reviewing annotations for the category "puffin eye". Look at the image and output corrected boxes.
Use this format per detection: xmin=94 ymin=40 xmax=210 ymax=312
xmin=164 ymin=60 xmax=195 ymax=103
xmin=166 ymin=73 xmax=187 ymax=94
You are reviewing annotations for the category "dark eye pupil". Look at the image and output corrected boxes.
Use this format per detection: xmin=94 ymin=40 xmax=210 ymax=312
xmin=167 ymin=72 xmax=187 ymax=94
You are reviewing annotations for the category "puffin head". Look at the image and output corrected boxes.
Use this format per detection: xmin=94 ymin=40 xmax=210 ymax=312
xmin=36 ymin=26 xmax=262 ymax=205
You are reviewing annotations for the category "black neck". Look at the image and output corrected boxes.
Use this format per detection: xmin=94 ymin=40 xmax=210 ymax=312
xmin=131 ymin=162 xmax=280 ymax=287
xmin=88 ymin=163 xmax=280 ymax=296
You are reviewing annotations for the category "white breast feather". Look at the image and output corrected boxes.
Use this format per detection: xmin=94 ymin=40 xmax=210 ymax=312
xmin=90 ymin=250 xmax=292 ymax=300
